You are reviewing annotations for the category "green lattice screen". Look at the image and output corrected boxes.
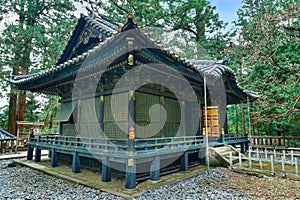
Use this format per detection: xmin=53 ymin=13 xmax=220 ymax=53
xmin=135 ymin=92 xmax=161 ymax=138
xmin=103 ymin=93 xmax=128 ymax=139
xmin=79 ymin=98 xmax=101 ymax=138
xmin=163 ymin=98 xmax=181 ymax=137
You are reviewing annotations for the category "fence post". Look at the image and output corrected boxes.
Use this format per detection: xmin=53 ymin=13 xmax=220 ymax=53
xmin=295 ymin=158 xmax=298 ymax=176
xmin=291 ymin=150 xmax=294 ymax=165
xmin=229 ymin=152 xmax=233 ymax=167
xmin=281 ymin=156 xmax=285 ymax=172
xmin=273 ymin=149 xmax=277 ymax=161
xmin=248 ymin=150 xmax=252 ymax=168
xmin=264 ymin=149 xmax=268 ymax=161
xmin=283 ymin=150 xmax=286 ymax=163
xmin=271 ymin=155 xmax=274 ymax=174
xmin=239 ymin=153 xmax=242 ymax=168
xmin=256 ymin=148 xmax=259 ymax=160
xmin=259 ymin=156 xmax=263 ymax=170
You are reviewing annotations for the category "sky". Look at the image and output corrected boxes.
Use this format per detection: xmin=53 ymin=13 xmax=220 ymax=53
xmin=210 ymin=0 xmax=242 ymax=29
xmin=0 ymin=0 xmax=243 ymax=108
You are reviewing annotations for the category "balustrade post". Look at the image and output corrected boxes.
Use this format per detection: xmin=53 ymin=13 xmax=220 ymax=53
xmin=150 ymin=156 xmax=160 ymax=181
xmin=34 ymin=147 xmax=41 ymax=162
xmin=27 ymin=144 xmax=33 ymax=160
xmin=125 ymin=158 xmax=136 ymax=189
xmin=72 ymin=152 xmax=80 ymax=173
xmin=102 ymin=156 xmax=111 ymax=182
xmin=51 ymin=148 xmax=58 ymax=167
xmin=180 ymin=151 xmax=189 ymax=171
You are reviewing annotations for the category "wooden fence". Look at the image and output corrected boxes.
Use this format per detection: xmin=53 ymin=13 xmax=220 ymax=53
xmin=250 ymin=135 xmax=300 ymax=148
xmin=0 ymin=138 xmax=16 ymax=153
xmin=231 ymin=147 xmax=300 ymax=177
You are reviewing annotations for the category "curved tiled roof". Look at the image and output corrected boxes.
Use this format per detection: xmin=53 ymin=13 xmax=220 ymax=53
xmin=0 ymin=129 xmax=15 ymax=139
xmin=9 ymin=14 xmax=259 ymax=101
xmin=189 ymin=60 xmax=260 ymax=99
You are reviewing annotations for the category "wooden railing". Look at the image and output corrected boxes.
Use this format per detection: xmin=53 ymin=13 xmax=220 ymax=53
xmin=250 ymin=135 xmax=300 ymax=148
xmin=0 ymin=138 xmax=16 ymax=152
xmin=30 ymin=135 xmax=128 ymax=154
xmin=223 ymin=134 xmax=248 ymax=144
xmin=135 ymin=136 xmax=205 ymax=152
xmin=29 ymin=134 xmax=248 ymax=156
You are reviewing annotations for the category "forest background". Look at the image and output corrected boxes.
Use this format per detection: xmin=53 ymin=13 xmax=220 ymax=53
xmin=0 ymin=0 xmax=299 ymax=137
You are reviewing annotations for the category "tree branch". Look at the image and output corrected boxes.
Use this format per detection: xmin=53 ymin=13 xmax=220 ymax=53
xmin=109 ymin=0 xmax=129 ymax=14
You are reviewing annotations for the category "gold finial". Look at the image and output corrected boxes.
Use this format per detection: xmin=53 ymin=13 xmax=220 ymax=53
xmin=128 ymin=54 xmax=134 ymax=66
xmin=128 ymin=10 xmax=133 ymax=19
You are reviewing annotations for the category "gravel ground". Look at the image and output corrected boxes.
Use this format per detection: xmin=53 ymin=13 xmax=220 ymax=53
xmin=0 ymin=160 xmax=299 ymax=200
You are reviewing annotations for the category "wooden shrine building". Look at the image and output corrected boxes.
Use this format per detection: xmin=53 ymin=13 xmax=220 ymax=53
xmin=9 ymin=13 xmax=259 ymax=189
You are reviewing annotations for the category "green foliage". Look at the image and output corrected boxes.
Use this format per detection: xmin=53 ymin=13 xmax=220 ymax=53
xmin=228 ymin=0 xmax=300 ymax=135
xmin=85 ymin=0 xmax=229 ymax=59
xmin=0 ymin=0 xmax=78 ymax=131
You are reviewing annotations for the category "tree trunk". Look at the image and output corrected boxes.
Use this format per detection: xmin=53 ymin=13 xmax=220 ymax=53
xmin=242 ymin=105 xmax=245 ymax=134
xmin=7 ymin=89 xmax=17 ymax=135
xmin=235 ymin=105 xmax=239 ymax=134
xmin=16 ymin=91 xmax=26 ymax=137
xmin=195 ymin=4 xmax=206 ymax=59
xmin=49 ymin=113 xmax=54 ymax=129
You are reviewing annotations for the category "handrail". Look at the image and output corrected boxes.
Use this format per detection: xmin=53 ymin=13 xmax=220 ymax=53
xmin=29 ymin=134 xmax=248 ymax=154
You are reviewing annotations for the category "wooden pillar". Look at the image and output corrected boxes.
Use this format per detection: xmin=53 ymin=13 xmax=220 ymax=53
xmin=241 ymin=143 xmax=245 ymax=153
xmin=102 ymin=156 xmax=111 ymax=182
xmin=34 ymin=147 xmax=41 ymax=162
xmin=180 ymin=152 xmax=189 ymax=171
xmin=150 ymin=156 xmax=160 ymax=181
xmin=51 ymin=148 xmax=58 ymax=167
xmin=245 ymin=141 xmax=249 ymax=152
xmin=99 ymin=96 xmax=104 ymax=135
xmin=59 ymin=122 xmax=63 ymax=135
xmin=160 ymin=96 xmax=165 ymax=138
xmin=242 ymin=105 xmax=245 ymax=134
xmin=125 ymin=158 xmax=136 ymax=189
xmin=235 ymin=105 xmax=239 ymax=134
xmin=77 ymin=100 xmax=81 ymax=134
xmin=181 ymin=100 xmax=186 ymax=137
xmin=224 ymin=107 xmax=229 ymax=134
xmin=15 ymin=124 xmax=20 ymax=153
xmin=27 ymin=144 xmax=33 ymax=160
xmin=72 ymin=152 xmax=80 ymax=173
xmin=127 ymin=91 xmax=136 ymax=153
xmin=128 ymin=91 xmax=135 ymax=134
xmin=199 ymin=148 xmax=206 ymax=164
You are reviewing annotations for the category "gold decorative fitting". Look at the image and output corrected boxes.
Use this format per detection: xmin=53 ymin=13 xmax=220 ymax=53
xmin=128 ymin=10 xmax=133 ymax=19
xmin=128 ymin=158 xmax=134 ymax=166
xmin=100 ymin=96 xmax=104 ymax=102
xmin=129 ymin=127 xmax=135 ymax=139
xmin=128 ymin=54 xmax=134 ymax=66
xmin=118 ymin=26 xmax=122 ymax=32
xmin=129 ymin=90 xmax=135 ymax=100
